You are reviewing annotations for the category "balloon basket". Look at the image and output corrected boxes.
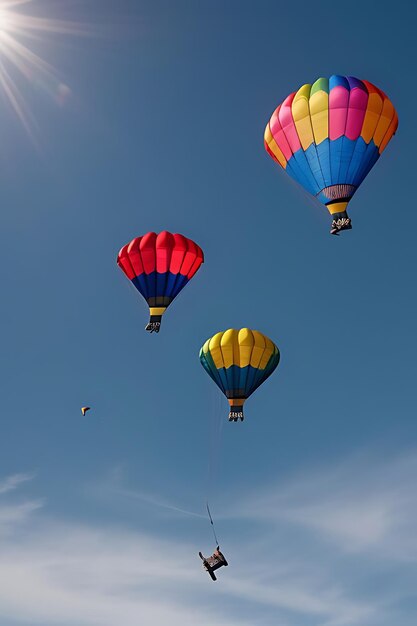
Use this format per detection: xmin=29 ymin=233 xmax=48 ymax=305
xmin=145 ymin=316 xmax=162 ymax=333
xmin=228 ymin=408 xmax=244 ymax=422
xmin=330 ymin=213 xmax=352 ymax=236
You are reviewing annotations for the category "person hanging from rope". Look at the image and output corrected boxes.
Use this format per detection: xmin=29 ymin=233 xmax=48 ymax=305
xmin=199 ymin=503 xmax=228 ymax=581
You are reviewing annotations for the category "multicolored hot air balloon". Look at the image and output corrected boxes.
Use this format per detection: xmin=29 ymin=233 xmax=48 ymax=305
xmin=264 ymin=75 xmax=398 ymax=235
xmin=117 ymin=231 xmax=204 ymax=333
xmin=200 ymin=328 xmax=280 ymax=422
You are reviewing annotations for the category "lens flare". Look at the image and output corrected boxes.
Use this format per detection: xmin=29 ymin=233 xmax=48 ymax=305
xmin=0 ymin=0 xmax=86 ymax=137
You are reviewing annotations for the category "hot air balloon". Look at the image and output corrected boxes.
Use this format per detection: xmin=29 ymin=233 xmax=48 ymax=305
xmin=117 ymin=231 xmax=204 ymax=333
xmin=81 ymin=407 xmax=90 ymax=416
xmin=199 ymin=328 xmax=280 ymax=421
xmin=264 ymin=75 xmax=398 ymax=235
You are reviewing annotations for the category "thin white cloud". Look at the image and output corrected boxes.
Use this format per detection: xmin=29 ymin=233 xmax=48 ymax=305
xmin=234 ymin=449 xmax=417 ymax=559
xmin=0 ymin=473 xmax=41 ymax=536
xmin=0 ymin=474 xmax=252 ymax=626
xmin=0 ymin=521 xmax=255 ymax=626
xmin=219 ymin=569 xmax=376 ymax=626
xmin=1 ymin=451 xmax=416 ymax=626
xmin=0 ymin=499 xmax=43 ymax=529
xmin=0 ymin=472 xmax=34 ymax=495
xmin=0 ymin=513 xmax=378 ymax=626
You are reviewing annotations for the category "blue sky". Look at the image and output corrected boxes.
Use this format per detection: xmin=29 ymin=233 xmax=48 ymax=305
xmin=0 ymin=0 xmax=416 ymax=624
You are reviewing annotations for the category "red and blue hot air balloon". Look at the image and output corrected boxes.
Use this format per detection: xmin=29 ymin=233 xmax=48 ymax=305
xmin=117 ymin=231 xmax=204 ymax=333
xmin=264 ymin=75 xmax=398 ymax=235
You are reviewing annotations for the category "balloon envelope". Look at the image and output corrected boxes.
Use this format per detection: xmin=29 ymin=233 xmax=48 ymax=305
xmin=200 ymin=328 xmax=280 ymax=421
xmin=117 ymin=231 xmax=204 ymax=333
xmin=264 ymin=75 xmax=398 ymax=234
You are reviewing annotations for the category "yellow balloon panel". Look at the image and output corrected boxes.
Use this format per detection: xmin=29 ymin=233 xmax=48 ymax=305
xmin=309 ymin=90 xmax=329 ymax=145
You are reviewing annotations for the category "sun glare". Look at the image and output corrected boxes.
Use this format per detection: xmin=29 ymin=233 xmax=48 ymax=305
xmin=0 ymin=11 xmax=10 ymax=33
xmin=0 ymin=0 xmax=85 ymax=138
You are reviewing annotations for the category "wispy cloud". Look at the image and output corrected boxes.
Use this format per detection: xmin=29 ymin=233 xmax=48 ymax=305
xmin=0 ymin=524 xmax=249 ymax=626
xmin=234 ymin=449 xmax=417 ymax=559
xmin=0 ymin=471 xmax=34 ymax=495
xmin=0 ymin=473 xmax=42 ymax=535
xmin=0 ymin=499 xmax=42 ymax=528
xmin=202 ymin=448 xmax=417 ymax=625
xmin=0 ymin=472 xmax=251 ymax=626
xmin=1 ymin=450 xmax=416 ymax=626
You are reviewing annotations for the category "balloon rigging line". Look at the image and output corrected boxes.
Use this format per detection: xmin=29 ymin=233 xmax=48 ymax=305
xmin=205 ymin=393 xmax=223 ymax=545
xmin=206 ymin=501 xmax=220 ymax=546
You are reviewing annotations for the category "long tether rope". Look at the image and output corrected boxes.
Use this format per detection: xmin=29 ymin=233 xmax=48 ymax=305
xmin=205 ymin=392 xmax=223 ymax=546
xmin=206 ymin=501 xmax=219 ymax=546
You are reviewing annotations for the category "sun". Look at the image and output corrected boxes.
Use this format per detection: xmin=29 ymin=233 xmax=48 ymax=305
xmin=0 ymin=0 xmax=84 ymax=137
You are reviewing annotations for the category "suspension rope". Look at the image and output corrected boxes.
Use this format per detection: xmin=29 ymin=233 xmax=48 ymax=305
xmin=204 ymin=392 xmax=223 ymax=547
xmin=206 ymin=501 xmax=219 ymax=546
xmin=206 ymin=392 xmax=223 ymax=494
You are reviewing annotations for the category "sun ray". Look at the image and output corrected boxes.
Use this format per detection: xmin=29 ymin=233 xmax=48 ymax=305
xmin=1 ymin=30 xmax=57 ymax=79
xmin=0 ymin=57 xmax=37 ymax=141
xmin=0 ymin=0 xmax=88 ymax=136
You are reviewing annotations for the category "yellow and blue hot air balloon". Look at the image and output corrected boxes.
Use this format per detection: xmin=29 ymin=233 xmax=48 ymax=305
xmin=199 ymin=328 xmax=280 ymax=422
xmin=264 ymin=75 xmax=398 ymax=235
